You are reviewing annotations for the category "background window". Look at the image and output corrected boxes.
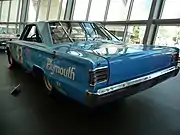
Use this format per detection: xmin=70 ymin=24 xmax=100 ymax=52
xmin=1 ymin=1 xmax=9 ymax=22
xmin=105 ymin=25 xmax=125 ymax=41
xmin=61 ymin=0 xmax=67 ymax=19
xmin=7 ymin=25 xmax=17 ymax=34
xmin=73 ymin=0 xmax=89 ymax=20
xmin=48 ymin=0 xmax=59 ymax=20
xmin=155 ymin=26 xmax=180 ymax=50
xmin=0 ymin=25 xmax=8 ymax=34
xmin=38 ymin=0 xmax=49 ymax=21
xmin=88 ymin=0 xmax=107 ymax=21
xmin=130 ymin=0 xmax=152 ymax=20
xmin=28 ymin=0 xmax=38 ymax=22
xmin=125 ymin=25 xmax=146 ymax=44
xmin=9 ymin=0 xmax=22 ymax=22
xmin=161 ymin=0 xmax=180 ymax=19
xmin=48 ymin=0 xmax=67 ymax=20
xmin=107 ymin=0 xmax=130 ymax=21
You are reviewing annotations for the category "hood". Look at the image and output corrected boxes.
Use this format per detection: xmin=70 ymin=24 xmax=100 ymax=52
xmin=52 ymin=40 xmax=166 ymax=58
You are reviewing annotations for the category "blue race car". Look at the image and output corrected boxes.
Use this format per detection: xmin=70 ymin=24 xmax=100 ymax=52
xmin=7 ymin=21 xmax=180 ymax=107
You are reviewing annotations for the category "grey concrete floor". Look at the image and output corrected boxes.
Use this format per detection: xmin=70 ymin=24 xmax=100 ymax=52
xmin=0 ymin=52 xmax=180 ymax=135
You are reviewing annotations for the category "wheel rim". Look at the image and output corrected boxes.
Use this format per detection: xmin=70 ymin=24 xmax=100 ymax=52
xmin=44 ymin=76 xmax=52 ymax=91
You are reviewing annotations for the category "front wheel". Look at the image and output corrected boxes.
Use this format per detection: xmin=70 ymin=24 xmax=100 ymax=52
xmin=7 ymin=48 xmax=16 ymax=69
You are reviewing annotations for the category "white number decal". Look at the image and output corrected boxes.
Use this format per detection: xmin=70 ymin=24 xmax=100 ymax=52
xmin=16 ymin=46 xmax=23 ymax=64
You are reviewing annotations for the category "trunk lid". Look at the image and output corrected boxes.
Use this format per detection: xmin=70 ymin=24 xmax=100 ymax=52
xmin=106 ymin=46 xmax=175 ymax=85
xmin=84 ymin=42 xmax=176 ymax=85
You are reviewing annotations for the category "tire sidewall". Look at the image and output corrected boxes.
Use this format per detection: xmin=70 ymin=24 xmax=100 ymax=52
xmin=44 ymin=76 xmax=53 ymax=93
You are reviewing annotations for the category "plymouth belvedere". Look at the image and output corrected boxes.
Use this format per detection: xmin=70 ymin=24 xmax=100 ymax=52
xmin=6 ymin=21 xmax=179 ymax=107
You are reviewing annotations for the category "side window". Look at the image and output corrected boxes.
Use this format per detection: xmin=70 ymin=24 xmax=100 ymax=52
xmin=23 ymin=25 xmax=43 ymax=43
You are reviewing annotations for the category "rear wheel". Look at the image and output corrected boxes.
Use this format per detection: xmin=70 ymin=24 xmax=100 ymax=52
xmin=43 ymin=76 xmax=53 ymax=93
xmin=32 ymin=66 xmax=53 ymax=94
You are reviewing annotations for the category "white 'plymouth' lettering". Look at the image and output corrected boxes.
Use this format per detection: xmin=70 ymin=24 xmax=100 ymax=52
xmin=46 ymin=58 xmax=75 ymax=80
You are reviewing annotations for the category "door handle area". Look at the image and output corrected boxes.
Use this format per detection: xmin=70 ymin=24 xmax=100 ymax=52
xmin=51 ymin=51 xmax=56 ymax=59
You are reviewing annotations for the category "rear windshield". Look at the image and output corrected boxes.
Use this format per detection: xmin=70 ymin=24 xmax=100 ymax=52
xmin=49 ymin=22 xmax=119 ymax=44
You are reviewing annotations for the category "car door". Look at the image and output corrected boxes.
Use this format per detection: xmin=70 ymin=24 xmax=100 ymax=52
xmin=16 ymin=24 xmax=45 ymax=70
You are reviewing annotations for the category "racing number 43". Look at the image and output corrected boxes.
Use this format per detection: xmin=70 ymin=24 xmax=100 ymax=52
xmin=16 ymin=45 xmax=23 ymax=64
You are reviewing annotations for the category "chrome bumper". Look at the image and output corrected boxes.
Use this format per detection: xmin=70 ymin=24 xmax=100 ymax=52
xmin=90 ymin=66 xmax=179 ymax=96
xmin=85 ymin=66 xmax=179 ymax=107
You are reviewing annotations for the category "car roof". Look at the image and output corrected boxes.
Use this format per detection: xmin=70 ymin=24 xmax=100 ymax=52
xmin=24 ymin=20 xmax=102 ymax=45
xmin=27 ymin=20 xmax=100 ymax=25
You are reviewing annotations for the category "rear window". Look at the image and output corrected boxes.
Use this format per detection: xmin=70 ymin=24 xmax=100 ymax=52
xmin=49 ymin=22 xmax=86 ymax=44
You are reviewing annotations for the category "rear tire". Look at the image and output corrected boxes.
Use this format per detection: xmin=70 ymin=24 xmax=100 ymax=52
xmin=43 ymin=76 xmax=53 ymax=93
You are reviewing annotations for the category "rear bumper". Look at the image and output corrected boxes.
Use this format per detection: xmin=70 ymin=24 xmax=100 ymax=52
xmin=85 ymin=66 xmax=179 ymax=107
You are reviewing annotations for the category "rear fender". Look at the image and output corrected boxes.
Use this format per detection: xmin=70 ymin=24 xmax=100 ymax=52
xmin=43 ymin=55 xmax=93 ymax=103
xmin=32 ymin=65 xmax=44 ymax=76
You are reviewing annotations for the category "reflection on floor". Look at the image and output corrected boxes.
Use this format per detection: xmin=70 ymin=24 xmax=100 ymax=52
xmin=0 ymin=52 xmax=180 ymax=135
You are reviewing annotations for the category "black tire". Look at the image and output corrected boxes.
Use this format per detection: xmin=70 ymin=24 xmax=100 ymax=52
xmin=43 ymin=75 xmax=53 ymax=94
xmin=32 ymin=66 xmax=54 ymax=95
xmin=7 ymin=47 xmax=17 ymax=68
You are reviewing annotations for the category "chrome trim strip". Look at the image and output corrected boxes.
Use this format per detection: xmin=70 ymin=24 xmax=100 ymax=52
xmin=90 ymin=80 xmax=107 ymax=86
xmin=91 ymin=66 xmax=177 ymax=95
xmin=90 ymin=66 xmax=108 ymax=72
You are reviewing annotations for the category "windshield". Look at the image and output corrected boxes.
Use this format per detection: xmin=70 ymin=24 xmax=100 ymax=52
xmin=49 ymin=22 xmax=120 ymax=44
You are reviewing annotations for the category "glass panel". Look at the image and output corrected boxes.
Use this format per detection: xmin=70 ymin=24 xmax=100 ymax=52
xmin=19 ymin=24 xmax=25 ymax=34
xmin=1 ymin=1 xmax=9 ymax=22
xmin=38 ymin=0 xmax=49 ymax=21
xmin=130 ymin=0 xmax=152 ymax=20
xmin=49 ymin=0 xmax=60 ymax=20
xmin=7 ymin=25 xmax=17 ymax=34
xmin=23 ymin=25 xmax=42 ymax=43
xmin=9 ymin=0 xmax=20 ymax=22
xmin=107 ymin=0 xmax=131 ymax=21
xmin=49 ymin=22 xmax=87 ymax=44
xmin=161 ymin=0 xmax=180 ymax=19
xmin=125 ymin=25 xmax=146 ymax=44
xmin=88 ymin=0 xmax=107 ymax=21
xmin=155 ymin=26 xmax=180 ymax=49
xmin=49 ymin=22 xmax=119 ymax=44
xmin=17 ymin=0 xmax=22 ymax=22
xmin=0 ymin=25 xmax=7 ymax=34
xmin=15 ymin=24 xmax=20 ymax=34
xmin=73 ymin=0 xmax=89 ymax=20
xmin=60 ymin=0 xmax=67 ymax=19
xmin=28 ymin=0 xmax=38 ymax=22
xmin=105 ymin=25 xmax=125 ymax=41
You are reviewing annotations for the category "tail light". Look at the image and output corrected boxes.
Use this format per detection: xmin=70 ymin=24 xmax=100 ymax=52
xmin=171 ymin=51 xmax=179 ymax=65
xmin=89 ymin=66 xmax=108 ymax=86
xmin=172 ymin=52 xmax=179 ymax=61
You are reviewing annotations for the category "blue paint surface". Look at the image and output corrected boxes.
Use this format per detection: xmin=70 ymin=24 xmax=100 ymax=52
xmin=8 ymin=21 xmax=179 ymax=105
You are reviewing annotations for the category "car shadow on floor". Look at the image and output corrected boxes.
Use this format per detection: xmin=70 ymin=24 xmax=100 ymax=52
xmin=8 ymin=65 xmax=126 ymax=114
